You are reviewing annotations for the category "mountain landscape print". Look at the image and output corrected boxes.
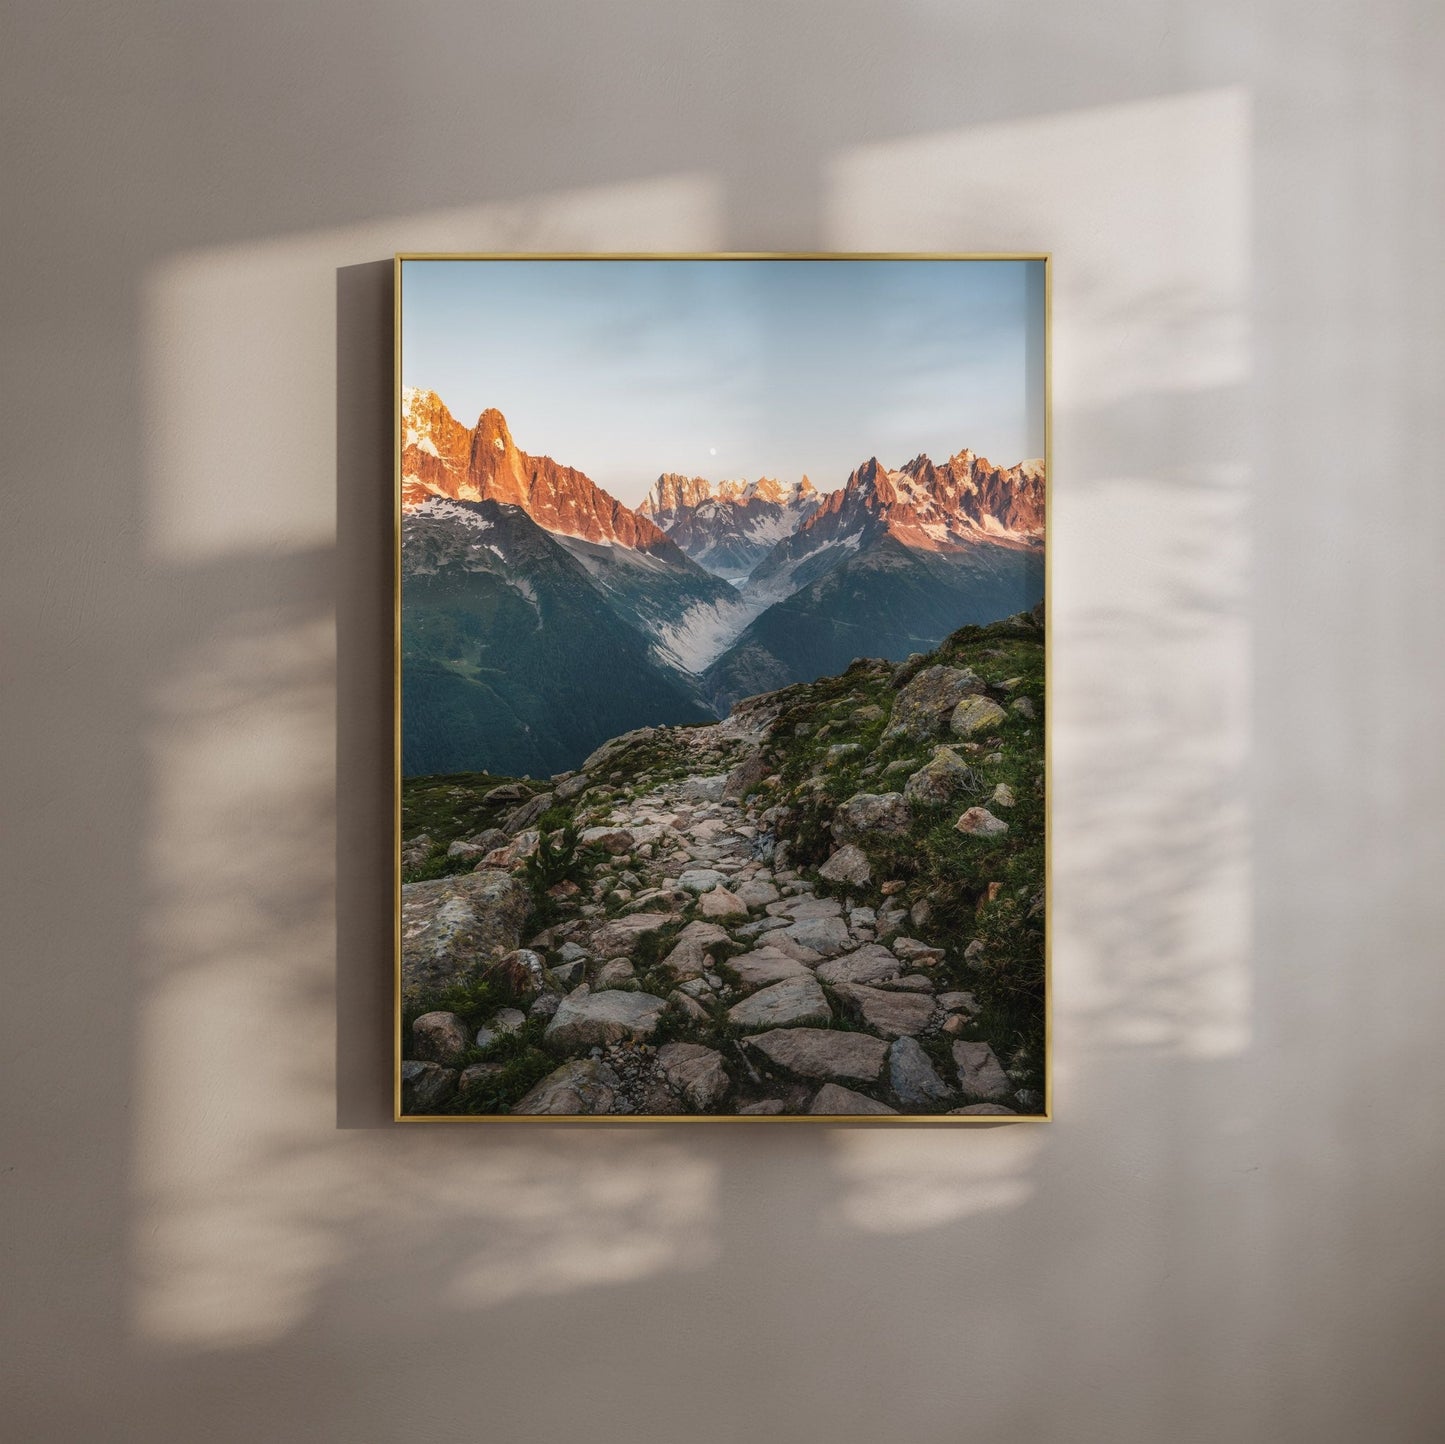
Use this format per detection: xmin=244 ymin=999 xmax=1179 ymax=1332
xmin=397 ymin=255 xmax=1048 ymax=1121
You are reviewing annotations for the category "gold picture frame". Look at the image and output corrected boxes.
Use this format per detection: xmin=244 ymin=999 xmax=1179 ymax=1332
xmin=394 ymin=253 xmax=1051 ymax=1123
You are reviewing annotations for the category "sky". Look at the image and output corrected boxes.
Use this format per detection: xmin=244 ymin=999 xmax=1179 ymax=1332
xmin=401 ymin=258 xmax=1045 ymax=507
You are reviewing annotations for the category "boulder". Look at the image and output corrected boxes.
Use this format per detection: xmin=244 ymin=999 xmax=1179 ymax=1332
xmin=891 ymin=937 xmax=945 ymax=967
xmin=1010 ymin=696 xmax=1036 ymax=719
xmin=583 ymin=726 xmax=658 ymax=773
xmin=592 ymin=958 xmax=636 ymax=990
xmin=727 ymin=975 xmax=832 ymax=1030
xmin=544 ymin=987 xmax=669 ymax=1051
xmin=734 ymin=877 xmax=781 ymax=910
xmin=659 ymin=919 xmax=732 ymax=981
xmin=485 ymin=948 xmax=559 ymax=1002
xmin=548 ymin=960 xmax=585 ymax=989
xmin=401 ymin=869 xmax=530 ymax=1004
xmin=903 ymin=746 xmax=973 ymax=807
xmin=503 ymin=790 xmax=555 ymax=834
xmin=482 ymin=782 xmax=531 ymax=806
xmin=809 ymin=1083 xmax=897 ymax=1116
xmin=698 ymin=885 xmax=748 ymax=921
xmin=877 ymin=973 xmax=935 ymax=992
xmin=653 ymin=1042 xmax=731 ymax=1111
xmin=832 ymin=792 xmax=912 ymax=843
xmin=554 ymin=772 xmax=591 ymax=800
xmin=588 ymin=911 xmax=674 ymax=958
xmin=410 ymin=1011 xmax=470 ymax=1065
xmin=937 ymin=990 xmax=979 ymax=1013
xmin=722 ymin=750 xmax=768 ymax=801
xmin=668 ymin=990 xmax=711 ymax=1025
xmin=474 ymin=1007 xmax=527 ymax=1050
xmin=400 ymin=1060 xmax=457 ymax=1113
xmin=955 ymin=807 xmax=1009 ymax=838
xmin=745 ymin=1028 xmax=889 ymax=1084
xmin=815 ymin=943 xmax=903 ymax=986
xmin=889 ymin=1037 xmax=954 ymax=1105
xmin=578 ymin=826 xmax=635 ymax=854
xmin=401 ymin=833 xmax=434 ymax=871
xmin=831 ymin=983 xmax=935 ymax=1039
xmin=953 ymin=1040 xmax=1013 ymax=1100
xmin=737 ymin=1099 xmax=786 ymax=1116
xmin=512 ymin=1058 xmax=621 ymax=1115
xmin=818 ymin=844 xmax=871 ymax=888
xmin=948 ymin=1103 xmax=1018 ymax=1116
xmin=825 ymin=743 xmax=862 ymax=765
xmin=677 ymin=868 xmax=728 ymax=894
xmin=446 ymin=839 xmax=486 ymax=862
xmin=481 ymin=829 xmax=540 ymax=868
xmin=950 ymin=695 xmax=1007 ymax=738
xmin=888 ymin=665 xmax=985 ymax=740
xmin=990 ymin=783 xmax=1016 ymax=808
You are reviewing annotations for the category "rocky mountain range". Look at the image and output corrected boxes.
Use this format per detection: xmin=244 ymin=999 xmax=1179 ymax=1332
xmin=401 ymin=387 xmax=1045 ymax=776
xmin=638 ymin=473 xmax=820 ymax=580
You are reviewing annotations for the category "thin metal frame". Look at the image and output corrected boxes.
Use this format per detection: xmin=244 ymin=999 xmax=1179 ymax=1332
xmin=393 ymin=252 xmax=1052 ymax=1124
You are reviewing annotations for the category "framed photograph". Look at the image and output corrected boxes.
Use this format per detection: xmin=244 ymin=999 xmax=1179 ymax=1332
xmin=395 ymin=254 xmax=1049 ymax=1121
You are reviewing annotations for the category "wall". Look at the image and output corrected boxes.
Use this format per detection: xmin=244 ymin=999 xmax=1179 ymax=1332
xmin=2 ymin=3 xmax=1442 ymax=1440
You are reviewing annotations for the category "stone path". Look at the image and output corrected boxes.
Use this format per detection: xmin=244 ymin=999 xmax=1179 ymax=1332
xmin=406 ymin=713 xmax=1028 ymax=1117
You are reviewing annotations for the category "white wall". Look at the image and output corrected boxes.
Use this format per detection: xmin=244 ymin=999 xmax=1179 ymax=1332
xmin=3 ymin=3 xmax=1442 ymax=1439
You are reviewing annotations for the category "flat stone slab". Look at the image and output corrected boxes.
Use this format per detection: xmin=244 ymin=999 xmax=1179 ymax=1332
xmin=588 ymin=912 xmax=674 ymax=958
xmin=889 ymin=1036 xmax=955 ymax=1106
xmin=809 ymin=1083 xmax=897 ymax=1116
xmin=745 ymin=1028 xmax=889 ymax=1083
xmin=877 ymin=974 xmax=937 ymax=992
xmin=780 ymin=896 xmax=844 ymax=921
xmin=948 ymin=1103 xmax=1018 ymax=1116
xmin=733 ymin=877 xmax=780 ymax=909
xmin=780 ymin=915 xmax=853 ymax=958
xmin=728 ymin=975 xmax=832 ymax=1030
xmin=650 ymin=1042 xmax=731 ymax=1112
xmin=724 ymin=946 xmax=812 ymax=989
xmin=832 ymin=982 xmax=936 ymax=1038
xmin=953 ymin=1040 xmax=1014 ymax=1100
xmin=512 ymin=1058 xmax=620 ymax=1115
xmin=815 ymin=943 xmax=904 ymax=986
xmin=544 ymin=988 xmax=668 ymax=1051
xmin=677 ymin=868 xmax=728 ymax=893
xmin=734 ymin=916 xmax=791 ymax=940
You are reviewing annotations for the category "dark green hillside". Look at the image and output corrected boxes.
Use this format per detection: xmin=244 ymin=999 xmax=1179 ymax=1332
xmin=704 ymin=534 xmax=1043 ymax=710
xmin=402 ymin=501 xmax=714 ymax=777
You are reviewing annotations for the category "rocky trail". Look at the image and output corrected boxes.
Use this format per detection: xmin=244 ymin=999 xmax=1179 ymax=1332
xmin=400 ymin=611 xmax=1046 ymax=1118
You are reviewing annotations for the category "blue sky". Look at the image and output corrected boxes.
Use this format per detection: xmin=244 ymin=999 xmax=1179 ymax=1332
xmin=401 ymin=258 xmax=1045 ymax=507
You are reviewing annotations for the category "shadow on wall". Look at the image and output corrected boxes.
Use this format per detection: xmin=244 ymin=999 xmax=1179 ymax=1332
xmin=119 ymin=85 xmax=1263 ymax=1444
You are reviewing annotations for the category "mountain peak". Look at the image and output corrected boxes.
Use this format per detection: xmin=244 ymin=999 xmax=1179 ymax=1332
xmin=475 ymin=407 xmax=515 ymax=450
